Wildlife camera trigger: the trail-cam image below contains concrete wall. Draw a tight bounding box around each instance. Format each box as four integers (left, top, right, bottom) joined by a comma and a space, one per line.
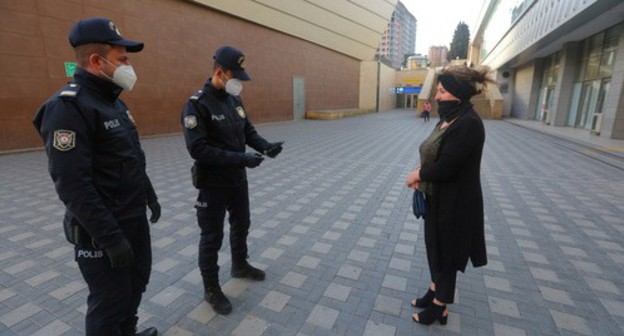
0, 0, 363, 151
552, 42, 581, 127
359, 61, 377, 112
359, 61, 395, 112
603, 27, 624, 139
511, 62, 537, 119
378, 61, 396, 111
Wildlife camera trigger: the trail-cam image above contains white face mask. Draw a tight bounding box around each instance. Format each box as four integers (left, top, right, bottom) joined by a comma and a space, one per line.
100, 57, 138, 91
224, 77, 243, 96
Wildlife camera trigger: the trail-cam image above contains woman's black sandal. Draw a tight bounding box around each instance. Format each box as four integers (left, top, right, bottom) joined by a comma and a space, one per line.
410, 288, 435, 308
412, 303, 447, 325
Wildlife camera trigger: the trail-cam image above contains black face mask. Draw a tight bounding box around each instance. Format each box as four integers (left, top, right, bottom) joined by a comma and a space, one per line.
437, 100, 464, 122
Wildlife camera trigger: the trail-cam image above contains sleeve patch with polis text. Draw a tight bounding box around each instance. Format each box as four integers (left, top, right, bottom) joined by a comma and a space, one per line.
53, 130, 76, 151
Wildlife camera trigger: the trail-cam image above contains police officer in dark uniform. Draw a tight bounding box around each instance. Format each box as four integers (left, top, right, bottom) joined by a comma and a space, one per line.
33, 18, 159, 336
182, 46, 283, 315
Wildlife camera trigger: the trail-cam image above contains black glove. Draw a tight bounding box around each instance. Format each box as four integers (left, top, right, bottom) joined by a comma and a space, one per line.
148, 200, 161, 223
105, 239, 134, 268
264, 141, 284, 158
243, 152, 264, 168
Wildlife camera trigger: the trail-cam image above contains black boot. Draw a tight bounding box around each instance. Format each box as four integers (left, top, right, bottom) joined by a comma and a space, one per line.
231, 260, 265, 281
122, 326, 158, 336
135, 328, 158, 336
203, 278, 232, 315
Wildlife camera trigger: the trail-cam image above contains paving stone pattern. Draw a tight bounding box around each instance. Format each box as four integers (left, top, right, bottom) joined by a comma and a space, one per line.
1, 109, 623, 335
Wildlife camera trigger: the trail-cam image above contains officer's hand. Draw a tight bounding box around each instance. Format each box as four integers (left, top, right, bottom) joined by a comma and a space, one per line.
105, 239, 134, 268
148, 200, 161, 223
264, 141, 284, 158
243, 152, 264, 168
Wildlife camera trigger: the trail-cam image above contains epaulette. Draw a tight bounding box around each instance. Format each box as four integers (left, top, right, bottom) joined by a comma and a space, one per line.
58, 83, 80, 98
189, 89, 203, 101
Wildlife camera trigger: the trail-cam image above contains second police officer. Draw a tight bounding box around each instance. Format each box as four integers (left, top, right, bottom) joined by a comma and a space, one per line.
181, 46, 284, 315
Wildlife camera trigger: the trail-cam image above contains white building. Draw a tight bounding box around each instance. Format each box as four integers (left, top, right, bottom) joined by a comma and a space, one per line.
471, 0, 624, 139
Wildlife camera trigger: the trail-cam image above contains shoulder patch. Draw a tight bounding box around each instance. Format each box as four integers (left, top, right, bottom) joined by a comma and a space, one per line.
184, 115, 197, 129
53, 130, 76, 151
58, 83, 80, 98
236, 106, 246, 118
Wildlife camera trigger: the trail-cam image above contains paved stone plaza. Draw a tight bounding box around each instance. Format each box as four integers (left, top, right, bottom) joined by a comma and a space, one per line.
1, 109, 623, 335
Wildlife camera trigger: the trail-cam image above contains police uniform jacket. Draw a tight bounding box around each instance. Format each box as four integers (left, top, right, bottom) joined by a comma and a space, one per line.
182, 80, 269, 188
33, 68, 157, 249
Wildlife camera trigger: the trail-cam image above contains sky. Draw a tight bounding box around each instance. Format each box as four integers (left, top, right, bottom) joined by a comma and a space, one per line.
402, 0, 487, 55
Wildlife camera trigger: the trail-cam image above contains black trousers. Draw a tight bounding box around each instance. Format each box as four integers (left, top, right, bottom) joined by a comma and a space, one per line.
196, 183, 250, 279
76, 216, 152, 336
429, 268, 457, 304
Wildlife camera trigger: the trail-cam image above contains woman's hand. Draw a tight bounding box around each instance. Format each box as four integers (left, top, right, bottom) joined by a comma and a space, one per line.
405, 167, 421, 188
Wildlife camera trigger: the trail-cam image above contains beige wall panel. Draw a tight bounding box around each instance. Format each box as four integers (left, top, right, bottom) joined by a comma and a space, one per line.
349, 0, 397, 18
307, 0, 389, 34
378, 62, 396, 111
191, 0, 393, 60
358, 61, 396, 112
359, 61, 378, 111
254, 0, 381, 48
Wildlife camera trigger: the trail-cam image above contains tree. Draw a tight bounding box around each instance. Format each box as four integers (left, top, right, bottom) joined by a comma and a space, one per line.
448, 22, 470, 61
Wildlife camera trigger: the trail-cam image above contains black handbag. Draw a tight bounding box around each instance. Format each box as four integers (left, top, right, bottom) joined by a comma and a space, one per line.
412, 190, 426, 219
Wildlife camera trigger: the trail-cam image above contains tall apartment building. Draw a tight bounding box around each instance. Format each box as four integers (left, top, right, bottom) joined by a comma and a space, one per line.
376, 1, 417, 69
428, 45, 449, 67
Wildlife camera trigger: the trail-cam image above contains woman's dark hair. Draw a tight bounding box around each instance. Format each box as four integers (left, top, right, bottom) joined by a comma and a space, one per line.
439, 65, 496, 94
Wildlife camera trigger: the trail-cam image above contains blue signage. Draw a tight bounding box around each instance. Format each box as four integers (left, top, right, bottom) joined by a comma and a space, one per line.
394, 86, 421, 94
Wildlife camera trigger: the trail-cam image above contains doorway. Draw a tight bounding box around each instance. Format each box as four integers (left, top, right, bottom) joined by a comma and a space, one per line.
293, 76, 305, 119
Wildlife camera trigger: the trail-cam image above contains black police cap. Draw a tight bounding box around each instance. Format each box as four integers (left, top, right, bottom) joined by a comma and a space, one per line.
68, 18, 144, 52
213, 46, 251, 81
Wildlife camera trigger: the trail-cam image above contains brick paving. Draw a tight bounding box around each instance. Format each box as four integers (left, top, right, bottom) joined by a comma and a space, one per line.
1, 109, 623, 335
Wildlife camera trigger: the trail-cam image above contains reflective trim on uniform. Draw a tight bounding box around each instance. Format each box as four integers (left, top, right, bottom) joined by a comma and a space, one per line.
60, 90, 77, 97
189, 89, 203, 101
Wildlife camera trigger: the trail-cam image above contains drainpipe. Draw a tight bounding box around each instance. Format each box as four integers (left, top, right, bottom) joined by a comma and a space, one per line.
375, 60, 381, 112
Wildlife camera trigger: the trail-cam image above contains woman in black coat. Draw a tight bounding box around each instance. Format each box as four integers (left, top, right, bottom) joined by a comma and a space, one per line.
405, 65, 494, 325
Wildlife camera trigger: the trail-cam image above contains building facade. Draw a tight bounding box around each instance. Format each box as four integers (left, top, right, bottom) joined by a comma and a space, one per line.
376, 1, 416, 69
0, 0, 397, 151
428, 45, 449, 68
408, 54, 429, 69
472, 0, 624, 139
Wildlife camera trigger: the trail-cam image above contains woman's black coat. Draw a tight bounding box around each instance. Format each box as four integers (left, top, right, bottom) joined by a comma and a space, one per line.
420, 106, 487, 273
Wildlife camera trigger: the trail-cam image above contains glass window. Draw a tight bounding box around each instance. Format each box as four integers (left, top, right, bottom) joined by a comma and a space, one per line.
599, 50, 616, 78
481, 0, 537, 61
568, 83, 582, 127
585, 55, 601, 80
588, 32, 604, 58
603, 24, 621, 50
